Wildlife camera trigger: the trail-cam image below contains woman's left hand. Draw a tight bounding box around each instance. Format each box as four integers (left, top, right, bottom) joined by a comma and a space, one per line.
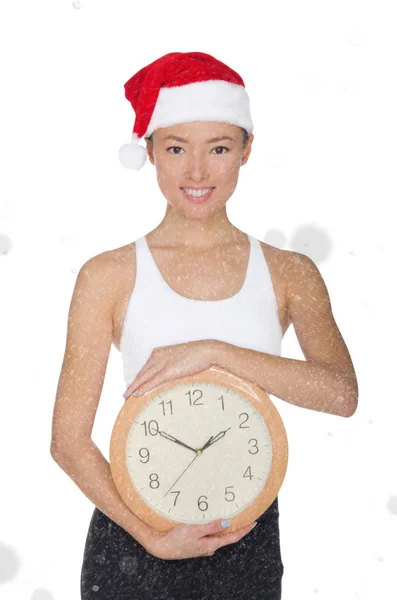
122, 339, 223, 400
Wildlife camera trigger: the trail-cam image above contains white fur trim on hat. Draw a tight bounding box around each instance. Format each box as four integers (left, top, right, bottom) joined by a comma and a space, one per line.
145, 79, 253, 137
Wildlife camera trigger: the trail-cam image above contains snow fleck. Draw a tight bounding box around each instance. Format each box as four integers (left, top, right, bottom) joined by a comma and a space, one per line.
387, 495, 397, 515
119, 554, 139, 575
31, 590, 55, 600
0, 541, 21, 582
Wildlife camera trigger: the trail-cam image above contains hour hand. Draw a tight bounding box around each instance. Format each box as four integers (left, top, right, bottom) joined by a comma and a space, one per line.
200, 435, 214, 453
201, 427, 231, 452
159, 430, 197, 453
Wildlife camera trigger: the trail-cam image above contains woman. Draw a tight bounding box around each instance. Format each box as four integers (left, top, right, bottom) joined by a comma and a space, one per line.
50, 51, 357, 599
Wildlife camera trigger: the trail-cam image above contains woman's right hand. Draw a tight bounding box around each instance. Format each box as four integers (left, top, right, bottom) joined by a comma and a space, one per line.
142, 519, 257, 560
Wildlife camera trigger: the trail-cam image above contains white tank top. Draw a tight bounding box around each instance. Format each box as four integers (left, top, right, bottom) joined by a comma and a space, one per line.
120, 234, 283, 387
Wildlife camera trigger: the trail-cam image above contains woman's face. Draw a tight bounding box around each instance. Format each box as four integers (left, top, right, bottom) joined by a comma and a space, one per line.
145, 121, 254, 216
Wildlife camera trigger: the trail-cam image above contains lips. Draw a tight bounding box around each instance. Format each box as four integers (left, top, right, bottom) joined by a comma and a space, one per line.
181, 187, 215, 203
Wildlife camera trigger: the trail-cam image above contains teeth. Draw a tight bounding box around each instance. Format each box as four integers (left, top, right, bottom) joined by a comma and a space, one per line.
183, 188, 213, 197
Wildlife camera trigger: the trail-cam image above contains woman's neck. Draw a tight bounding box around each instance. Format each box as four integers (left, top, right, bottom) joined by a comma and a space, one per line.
148, 208, 246, 249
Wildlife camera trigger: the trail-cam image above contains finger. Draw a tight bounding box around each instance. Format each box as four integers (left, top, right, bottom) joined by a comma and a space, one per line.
124, 364, 160, 398
132, 366, 168, 396
133, 361, 158, 383
207, 523, 255, 553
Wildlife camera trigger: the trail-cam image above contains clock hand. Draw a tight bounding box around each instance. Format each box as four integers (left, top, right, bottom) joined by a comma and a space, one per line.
199, 434, 214, 452
159, 430, 197, 454
163, 453, 200, 498
201, 427, 232, 452
161, 429, 231, 498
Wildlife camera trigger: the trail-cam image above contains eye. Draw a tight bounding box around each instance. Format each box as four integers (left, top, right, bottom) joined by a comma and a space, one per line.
166, 146, 230, 155
212, 146, 230, 154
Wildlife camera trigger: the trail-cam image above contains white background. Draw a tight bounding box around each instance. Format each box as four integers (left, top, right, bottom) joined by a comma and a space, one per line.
0, 1, 396, 599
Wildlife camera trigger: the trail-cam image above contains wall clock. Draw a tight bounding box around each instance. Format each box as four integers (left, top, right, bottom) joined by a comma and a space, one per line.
110, 365, 288, 535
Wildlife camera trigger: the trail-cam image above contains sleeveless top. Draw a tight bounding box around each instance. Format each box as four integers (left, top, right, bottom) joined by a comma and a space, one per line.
120, 233, 283, 387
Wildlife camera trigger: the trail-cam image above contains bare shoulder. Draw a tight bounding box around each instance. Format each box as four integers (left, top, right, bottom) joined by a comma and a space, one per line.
281, 247, 328, 298
87, 242, 135, 289
258, 239, 290, 272
78, 243, 136, 342
258, 241, 320, 299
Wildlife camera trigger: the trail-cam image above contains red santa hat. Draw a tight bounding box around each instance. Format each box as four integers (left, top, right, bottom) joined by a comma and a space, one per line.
118, 51, 254, 170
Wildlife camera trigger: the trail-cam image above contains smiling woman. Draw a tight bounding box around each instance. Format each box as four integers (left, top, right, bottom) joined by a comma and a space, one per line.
50, 50, 308, 600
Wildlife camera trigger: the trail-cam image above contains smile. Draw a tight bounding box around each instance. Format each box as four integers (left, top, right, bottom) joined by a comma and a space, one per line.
181, 188, 215, 203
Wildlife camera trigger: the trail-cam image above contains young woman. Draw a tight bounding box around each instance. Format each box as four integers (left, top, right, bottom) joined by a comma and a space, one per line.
50, 52, 358, 599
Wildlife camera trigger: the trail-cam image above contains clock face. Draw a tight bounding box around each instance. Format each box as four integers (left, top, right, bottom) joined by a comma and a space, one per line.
125, 381, 273, 524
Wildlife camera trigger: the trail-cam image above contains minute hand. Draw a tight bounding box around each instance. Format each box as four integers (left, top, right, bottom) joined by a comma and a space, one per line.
201, 427, 231, 452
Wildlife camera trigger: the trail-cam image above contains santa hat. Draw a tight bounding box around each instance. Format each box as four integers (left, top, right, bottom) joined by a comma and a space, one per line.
118, 51, 254, 170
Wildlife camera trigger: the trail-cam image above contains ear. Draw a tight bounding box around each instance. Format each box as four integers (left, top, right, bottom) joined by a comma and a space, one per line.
241, 133, 254, 166
145, 137, 155, 166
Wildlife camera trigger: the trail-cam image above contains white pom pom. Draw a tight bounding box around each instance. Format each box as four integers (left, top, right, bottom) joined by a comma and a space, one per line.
118, 133, 147, 170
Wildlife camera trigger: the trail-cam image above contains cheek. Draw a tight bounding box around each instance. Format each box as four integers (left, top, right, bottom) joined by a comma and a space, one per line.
214, 163, 240, 186
157, 163, 184, 185
213, 153, 241, 173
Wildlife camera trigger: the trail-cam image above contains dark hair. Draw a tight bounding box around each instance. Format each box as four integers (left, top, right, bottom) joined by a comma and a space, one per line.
145, 126, 250, 148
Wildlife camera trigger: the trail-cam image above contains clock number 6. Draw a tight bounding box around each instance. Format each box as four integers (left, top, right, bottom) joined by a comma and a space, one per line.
198, 496, 209, 512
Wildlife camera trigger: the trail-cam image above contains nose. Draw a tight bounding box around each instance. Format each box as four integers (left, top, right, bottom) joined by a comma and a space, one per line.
185, 150, 210, 183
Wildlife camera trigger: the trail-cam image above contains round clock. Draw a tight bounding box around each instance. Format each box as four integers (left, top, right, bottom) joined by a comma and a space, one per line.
110, 364, 288, 536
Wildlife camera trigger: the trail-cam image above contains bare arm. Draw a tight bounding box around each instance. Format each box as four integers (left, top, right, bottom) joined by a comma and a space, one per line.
50, 252, 153, 547
210, 250, 358, 417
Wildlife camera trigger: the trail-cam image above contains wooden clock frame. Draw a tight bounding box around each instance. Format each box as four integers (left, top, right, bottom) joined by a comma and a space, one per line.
110, 365, 288, 535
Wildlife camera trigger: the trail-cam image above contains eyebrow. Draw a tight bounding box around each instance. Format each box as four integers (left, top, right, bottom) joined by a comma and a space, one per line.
162, 135, 235, 144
